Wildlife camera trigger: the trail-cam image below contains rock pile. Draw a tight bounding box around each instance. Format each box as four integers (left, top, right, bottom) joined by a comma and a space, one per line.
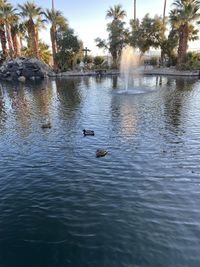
0, 57, 53, 81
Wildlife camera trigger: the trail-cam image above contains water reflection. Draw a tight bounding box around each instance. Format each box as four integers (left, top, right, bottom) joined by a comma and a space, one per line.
111, 95, 137, 141
163, 77, 197, 132
112, 76, 118, 89
0, 76, 200, 267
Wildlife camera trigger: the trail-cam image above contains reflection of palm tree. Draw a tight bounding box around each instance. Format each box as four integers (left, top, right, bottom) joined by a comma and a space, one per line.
164, 77, 196, 131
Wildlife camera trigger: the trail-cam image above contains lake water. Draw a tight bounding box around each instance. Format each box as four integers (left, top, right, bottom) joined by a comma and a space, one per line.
1, 75, 200, 267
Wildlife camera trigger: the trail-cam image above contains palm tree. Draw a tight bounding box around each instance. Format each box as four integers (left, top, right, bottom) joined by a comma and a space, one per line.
0, 0, 8, 58
44, 8, 67, 69
163, 0, 167, 23
0, 17, 7, 58
170, 0, 200, 68
0, 3, 18, 57
11, 19, 21, 57
34, 17, 47, 58
11, 26, 21, 57
160, 0, 167, 65
134, 0, 136, 22
106, 4, 126, 20
22, 40, 51, 63
18, 1, 43, 58
18, 22, 27, 49
106, 5, 126, 68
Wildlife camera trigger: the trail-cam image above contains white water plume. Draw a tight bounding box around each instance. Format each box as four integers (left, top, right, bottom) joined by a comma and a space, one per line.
120, 46, 140, 91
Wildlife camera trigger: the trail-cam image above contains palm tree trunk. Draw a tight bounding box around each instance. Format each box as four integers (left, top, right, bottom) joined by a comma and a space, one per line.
11, 27, 21, 57
177, 23, 188, 69
0, 22, 8, 58
27, 19, 39, 58
19, 36, 23, 48
134, 0, 136, 22
35, 28, 39, 57
160, 0, 167, 66
52, 0, 54, 11
111, 50, 118, 68
163, 0, 167, 24
5, 22, 14, 57
50, 25, 58, 69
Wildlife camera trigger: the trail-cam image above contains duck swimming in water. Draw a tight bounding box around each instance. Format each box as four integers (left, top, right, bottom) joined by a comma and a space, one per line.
83, 129, 95, 136
41, 122, 51, 129
96, 149, 107, 157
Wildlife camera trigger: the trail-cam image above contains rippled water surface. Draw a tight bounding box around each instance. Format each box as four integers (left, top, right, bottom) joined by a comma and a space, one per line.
1, 75, 200, 267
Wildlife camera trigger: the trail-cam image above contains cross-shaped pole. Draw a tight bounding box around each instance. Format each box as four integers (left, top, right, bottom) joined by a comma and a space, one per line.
82, 47, 91, 58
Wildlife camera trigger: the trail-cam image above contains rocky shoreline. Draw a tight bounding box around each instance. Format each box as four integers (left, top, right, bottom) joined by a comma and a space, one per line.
0, 57, 53, 82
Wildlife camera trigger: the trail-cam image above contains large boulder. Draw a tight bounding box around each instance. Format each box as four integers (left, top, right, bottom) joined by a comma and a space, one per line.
0, 57, 53, 81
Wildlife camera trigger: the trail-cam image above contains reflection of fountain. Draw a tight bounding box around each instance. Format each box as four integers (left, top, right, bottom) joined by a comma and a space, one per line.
120, 45, 140, 91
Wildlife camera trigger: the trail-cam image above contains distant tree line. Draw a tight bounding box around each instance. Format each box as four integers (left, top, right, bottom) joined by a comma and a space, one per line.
95, 0, 200, 70
0, 0, 84, 70
1, 0, 200, 71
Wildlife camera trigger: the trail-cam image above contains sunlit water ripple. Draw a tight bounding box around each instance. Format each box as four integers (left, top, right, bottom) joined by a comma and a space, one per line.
0, 75, 200, 267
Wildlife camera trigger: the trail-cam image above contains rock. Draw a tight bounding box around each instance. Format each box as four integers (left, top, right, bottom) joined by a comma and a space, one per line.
0, 57, 53, 81
18, 76, 26, 82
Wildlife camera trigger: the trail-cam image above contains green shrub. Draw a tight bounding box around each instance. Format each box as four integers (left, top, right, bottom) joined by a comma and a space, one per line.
182, 52, 200, 70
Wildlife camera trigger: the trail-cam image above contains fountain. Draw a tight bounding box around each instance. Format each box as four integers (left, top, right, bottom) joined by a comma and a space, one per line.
120, 45, 141, 92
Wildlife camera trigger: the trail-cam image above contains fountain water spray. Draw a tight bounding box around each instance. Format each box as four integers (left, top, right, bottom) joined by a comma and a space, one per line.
120, 46, 140, 91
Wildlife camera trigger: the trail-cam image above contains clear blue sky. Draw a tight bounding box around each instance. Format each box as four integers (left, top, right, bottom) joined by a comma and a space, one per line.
10, 0, 178, 55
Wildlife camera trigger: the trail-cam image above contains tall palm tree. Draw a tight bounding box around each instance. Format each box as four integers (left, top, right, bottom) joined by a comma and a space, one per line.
18, 1, 43, 58
0, 3, 17, 57
11, 24, 21, 57
106, 5, 126, 68
34, 17, 46, 57
163, 0, 167, 23
44, 8, 67, 69
10, 15, 22, 57
170, 0, 200, 68
18, 22, 27, 49
106, 4, 126, 20
160, 0, 167, 65
134, 0, 136, 22
0, 0, 8, 58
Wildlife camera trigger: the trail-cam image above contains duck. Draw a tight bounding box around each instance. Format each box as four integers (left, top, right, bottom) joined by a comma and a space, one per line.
41, 122, 52, 129
83, 129, 95, 136
96, 149, 108, 158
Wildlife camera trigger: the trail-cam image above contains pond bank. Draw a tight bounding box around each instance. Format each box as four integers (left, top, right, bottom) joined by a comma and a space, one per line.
143, 67, 199, 77
53, 67, 200, 78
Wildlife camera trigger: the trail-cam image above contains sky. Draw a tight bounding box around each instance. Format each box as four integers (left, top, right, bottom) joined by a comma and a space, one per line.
10, 0, 199, 56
